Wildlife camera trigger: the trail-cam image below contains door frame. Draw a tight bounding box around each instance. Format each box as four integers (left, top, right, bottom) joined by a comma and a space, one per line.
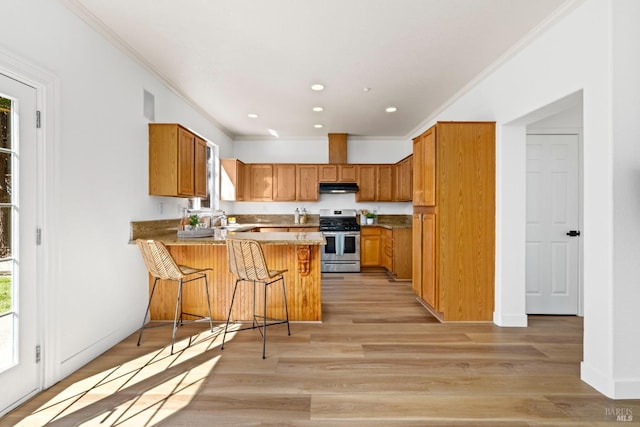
525, 128, 584, 316
0, 46, 60, 411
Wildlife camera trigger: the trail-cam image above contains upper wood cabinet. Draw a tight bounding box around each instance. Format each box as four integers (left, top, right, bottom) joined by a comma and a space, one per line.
413, 127, 436, 206
220, 158, 411, 202
377, 164, 394, 202
273, 164, 297, 201
355, 165, 377, 201
220, 158, 247, 201
395, 155, 412, 202
149, 123, 208, 197
318, 164, 357, 182
296, 164, 319, 201
249, 164, 273, 201
318, 165, 338, 182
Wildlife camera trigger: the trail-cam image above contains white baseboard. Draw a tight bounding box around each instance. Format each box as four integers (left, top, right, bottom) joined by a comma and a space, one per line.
493, 312, 528, 327
581, 362, 640, 399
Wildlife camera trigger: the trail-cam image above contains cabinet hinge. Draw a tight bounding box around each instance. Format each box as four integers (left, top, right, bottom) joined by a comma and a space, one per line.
36, 345, 41, 363
36, 110, 41, 129
36, 227, 42, 245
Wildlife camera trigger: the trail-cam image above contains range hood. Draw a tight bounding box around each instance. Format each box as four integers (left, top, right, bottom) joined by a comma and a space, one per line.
319, 182, 359, 193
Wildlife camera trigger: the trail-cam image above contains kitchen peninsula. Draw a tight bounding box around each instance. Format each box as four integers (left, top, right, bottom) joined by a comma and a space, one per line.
130, 220, 325, 322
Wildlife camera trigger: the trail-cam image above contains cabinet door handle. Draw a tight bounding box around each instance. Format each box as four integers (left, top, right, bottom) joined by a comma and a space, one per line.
566, 230, 581, 237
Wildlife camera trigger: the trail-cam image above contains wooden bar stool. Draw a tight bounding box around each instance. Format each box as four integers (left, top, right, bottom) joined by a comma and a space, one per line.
222, 238, 291, 358
135, 239, 214, 354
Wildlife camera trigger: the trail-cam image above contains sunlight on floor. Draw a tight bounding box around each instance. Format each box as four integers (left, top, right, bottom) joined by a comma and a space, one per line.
15, 325, 240, 426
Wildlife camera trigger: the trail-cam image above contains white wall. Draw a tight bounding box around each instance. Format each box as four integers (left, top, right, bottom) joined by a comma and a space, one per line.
231, 137, 413, 215
1, 0, 232, 384
413, 0, 638, 398
611, 0, 640, 397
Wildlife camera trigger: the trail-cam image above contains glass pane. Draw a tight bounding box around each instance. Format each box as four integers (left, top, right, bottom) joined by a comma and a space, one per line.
0, 256, 14, 371
0, 96, 11, 150
0, 151, 11, 204
0, 97, 14, 373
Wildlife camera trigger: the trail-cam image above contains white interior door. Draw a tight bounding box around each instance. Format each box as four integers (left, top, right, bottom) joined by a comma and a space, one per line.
526, 133, 580, 314
0, 73, 40, 414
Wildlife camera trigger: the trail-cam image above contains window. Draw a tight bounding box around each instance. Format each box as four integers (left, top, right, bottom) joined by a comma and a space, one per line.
196, 142, 219, 210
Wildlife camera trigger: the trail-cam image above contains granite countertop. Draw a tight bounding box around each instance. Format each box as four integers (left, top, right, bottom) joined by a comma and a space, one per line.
359, 214, 412, 229
360, 222, 412, 230
129, 214, 410, 245
131, 227, 325, 246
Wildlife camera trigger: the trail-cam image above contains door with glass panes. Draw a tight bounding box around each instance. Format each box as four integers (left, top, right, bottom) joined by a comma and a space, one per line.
0, 72, 40, 415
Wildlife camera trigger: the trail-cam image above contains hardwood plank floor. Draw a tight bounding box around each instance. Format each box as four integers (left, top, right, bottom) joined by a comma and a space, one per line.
3, 268, 639, 426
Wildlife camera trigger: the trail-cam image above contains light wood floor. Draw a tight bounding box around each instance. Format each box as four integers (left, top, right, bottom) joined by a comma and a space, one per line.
3, 269, 639, 426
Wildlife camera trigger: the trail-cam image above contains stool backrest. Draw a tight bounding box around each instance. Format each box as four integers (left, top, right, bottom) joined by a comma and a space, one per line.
226, 238, 269, 281
136, 239, 184, 280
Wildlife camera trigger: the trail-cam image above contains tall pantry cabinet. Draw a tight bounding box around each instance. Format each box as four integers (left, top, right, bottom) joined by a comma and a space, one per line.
412, 122, 495, 321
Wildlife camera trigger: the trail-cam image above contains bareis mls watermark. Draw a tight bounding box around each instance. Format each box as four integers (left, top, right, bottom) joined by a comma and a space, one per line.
605, 407, 633, 422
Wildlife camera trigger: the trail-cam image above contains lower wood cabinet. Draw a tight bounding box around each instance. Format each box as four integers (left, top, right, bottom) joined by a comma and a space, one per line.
360, 227, 381, 267
361, 226, 412, 280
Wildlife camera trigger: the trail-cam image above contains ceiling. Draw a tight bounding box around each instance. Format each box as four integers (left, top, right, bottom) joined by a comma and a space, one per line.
65, 0, 570, 139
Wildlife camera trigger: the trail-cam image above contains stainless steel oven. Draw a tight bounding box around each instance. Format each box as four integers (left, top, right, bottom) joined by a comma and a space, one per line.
320, 209, 361, 273
321, 231, 361, 272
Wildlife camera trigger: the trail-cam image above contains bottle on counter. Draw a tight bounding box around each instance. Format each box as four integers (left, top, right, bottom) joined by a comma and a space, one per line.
300, 208, 307, 224
294, 208, 300, 224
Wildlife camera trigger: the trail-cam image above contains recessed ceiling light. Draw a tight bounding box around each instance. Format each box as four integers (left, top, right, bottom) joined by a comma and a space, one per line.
385, 107, 398, 113
248, 113, 259, 118
312, 106, 324, 112
314, 124, 324, 128
311, 84, 325, 91
268, 128, 279, 138
363, 87, 371, 92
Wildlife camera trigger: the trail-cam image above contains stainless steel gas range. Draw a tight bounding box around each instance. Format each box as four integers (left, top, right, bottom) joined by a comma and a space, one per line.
319, 209, 361, 273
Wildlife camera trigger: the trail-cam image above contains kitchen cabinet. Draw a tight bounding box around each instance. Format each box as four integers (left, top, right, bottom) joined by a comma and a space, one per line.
360, 227, 381, 267
221, 159, 410, 202
318, 164, 357, 182
355, 165, 377, 201
364, 226, 412, 280
377, 164, 394, 202
273, 164, 297, 201
383, 227, 412, 280
220, 158, 247, 201
381, 228, 393, 271
412, 127, 436, 207
149, 123, 208, 197
249, 164, 273, 201
296, 164, 319, 201
340, 165, 357, 182
395, 155, 412, 202
413, 213, 436, 307
412, 122, 495, 321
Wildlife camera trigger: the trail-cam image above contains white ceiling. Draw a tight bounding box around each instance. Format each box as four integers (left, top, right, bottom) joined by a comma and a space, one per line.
65, 0, 570, 139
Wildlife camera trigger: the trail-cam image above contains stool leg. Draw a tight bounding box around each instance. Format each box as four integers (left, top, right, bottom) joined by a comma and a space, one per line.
203, 275, 214, 332
262, 281, 267, 359
137, 277, 159, 346
281, 276, 291, 336
171, 279, 183, 354
222, 278, 240, 350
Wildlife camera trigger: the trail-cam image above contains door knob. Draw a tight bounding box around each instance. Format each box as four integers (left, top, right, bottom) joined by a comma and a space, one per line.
566, 230, 581, 237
